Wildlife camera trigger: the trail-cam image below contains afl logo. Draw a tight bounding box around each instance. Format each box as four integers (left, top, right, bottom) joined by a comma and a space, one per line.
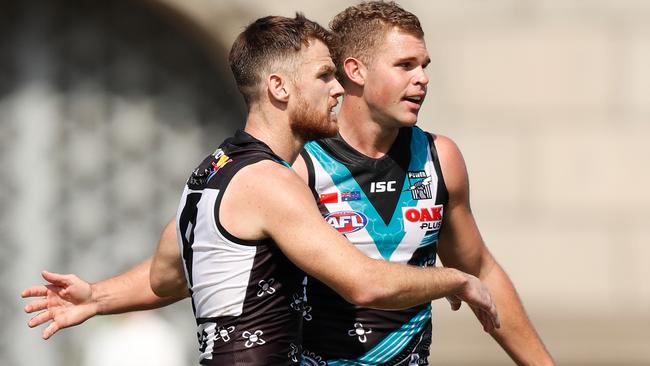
325, 211, 368, 234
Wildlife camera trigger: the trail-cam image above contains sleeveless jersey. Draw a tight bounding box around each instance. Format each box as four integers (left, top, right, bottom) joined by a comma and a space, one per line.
300, 126, 448, 365
176, 130, 305, 365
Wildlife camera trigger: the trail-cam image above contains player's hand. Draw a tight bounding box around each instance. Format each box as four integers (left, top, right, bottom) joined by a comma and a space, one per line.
447, 274, 500, 333
21, 270, 98, 340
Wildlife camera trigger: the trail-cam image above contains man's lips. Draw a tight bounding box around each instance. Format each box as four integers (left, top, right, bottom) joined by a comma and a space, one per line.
403, 94, 425, 104
403, 94, 425, 110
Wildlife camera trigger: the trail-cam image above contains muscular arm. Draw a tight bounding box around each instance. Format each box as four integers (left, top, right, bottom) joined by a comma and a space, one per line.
434, 134, 554, 365
220, 161, 498, 329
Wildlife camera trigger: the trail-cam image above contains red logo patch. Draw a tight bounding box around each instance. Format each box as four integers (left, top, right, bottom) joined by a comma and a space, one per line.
403, 205, 443, 231
404, 207, 442, 222
324, 211, 368, 233
319, 192, 338, 204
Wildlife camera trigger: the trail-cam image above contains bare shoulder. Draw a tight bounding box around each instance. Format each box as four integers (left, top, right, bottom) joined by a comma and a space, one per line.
232, 159, 308, 199
220, 159, 313, 240
428, 133, 463, 164
228, 159, 315, 215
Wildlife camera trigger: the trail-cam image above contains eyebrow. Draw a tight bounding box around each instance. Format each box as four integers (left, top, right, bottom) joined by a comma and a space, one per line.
396, 56, 431, 67
317, 64, 336, 74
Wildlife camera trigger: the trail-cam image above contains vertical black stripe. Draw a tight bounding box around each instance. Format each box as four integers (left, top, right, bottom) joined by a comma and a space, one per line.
427, 133, 449, 207
179, 192, 202, 287
300, 148, 319, 202
211, 156, 266, 246
178, 191, 201, 317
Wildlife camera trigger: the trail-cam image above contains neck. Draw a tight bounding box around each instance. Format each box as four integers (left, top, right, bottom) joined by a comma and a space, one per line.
243, 106, 305, 164
336, 94, 401, 158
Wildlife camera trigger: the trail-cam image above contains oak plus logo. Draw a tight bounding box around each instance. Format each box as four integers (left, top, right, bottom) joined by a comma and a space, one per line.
324, 211, 368, 234
402, 205, 443, 231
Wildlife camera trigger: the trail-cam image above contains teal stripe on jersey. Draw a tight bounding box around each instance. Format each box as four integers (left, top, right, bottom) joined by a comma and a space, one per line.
305, 128, 431, 260
325, 306, 432, 366
421, 231, 439, 247
407, 127, 431, 182
305, 142, 405, 260
407, 127, 437, 250
272, 158, 292, 168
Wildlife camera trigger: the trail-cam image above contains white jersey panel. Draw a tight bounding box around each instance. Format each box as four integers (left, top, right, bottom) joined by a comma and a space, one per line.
390, 142, 440, 263
309, 156, 384, 260
177, 187, 256, 318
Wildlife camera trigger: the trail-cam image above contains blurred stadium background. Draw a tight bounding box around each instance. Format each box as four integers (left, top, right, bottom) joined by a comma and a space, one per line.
1, 0, 649, 365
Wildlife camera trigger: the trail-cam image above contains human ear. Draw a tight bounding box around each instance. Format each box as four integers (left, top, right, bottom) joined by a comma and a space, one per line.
343, 57, 366, 86
267, 73, 290, 102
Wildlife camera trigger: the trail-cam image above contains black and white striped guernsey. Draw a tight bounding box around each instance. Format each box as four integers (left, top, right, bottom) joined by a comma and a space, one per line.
176, 130, 304, 365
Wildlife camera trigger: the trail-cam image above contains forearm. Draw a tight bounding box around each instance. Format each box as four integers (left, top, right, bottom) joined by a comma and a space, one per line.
354, 264, 470, 310
92, 258, 183, 315
483, 264, 554, 365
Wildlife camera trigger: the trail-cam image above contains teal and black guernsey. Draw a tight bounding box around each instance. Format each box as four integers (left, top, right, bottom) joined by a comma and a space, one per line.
300, 126, 449, 365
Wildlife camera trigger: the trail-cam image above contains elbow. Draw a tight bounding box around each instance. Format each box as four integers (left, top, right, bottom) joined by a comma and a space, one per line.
149, 255, 188, 298
149, 273, 168, 298
346, 290, 374, 308
338, 261, 400, 308
343, 282, 392, 308
151, 277, 186, 298
150, 270, 186, 298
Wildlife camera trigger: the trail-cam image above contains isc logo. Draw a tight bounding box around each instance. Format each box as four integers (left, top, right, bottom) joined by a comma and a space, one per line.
324, 211, 368, 233
370, 181, 397, 193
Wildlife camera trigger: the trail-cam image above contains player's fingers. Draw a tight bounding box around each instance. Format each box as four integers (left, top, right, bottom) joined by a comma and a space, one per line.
24, 299, 49, 313
491, 302, 500, 329
42, 271, 72, 287
45, 284, 67, 297
21, 286, 48, 298
484, 308, 499, 333
446, 296, 461, 311
478, 309, 493, 333
484, 310, 495, 333
474, 307, 486, 331
471, 305, 494, 334
42, 322, 60, 340
28, 311, 52, 328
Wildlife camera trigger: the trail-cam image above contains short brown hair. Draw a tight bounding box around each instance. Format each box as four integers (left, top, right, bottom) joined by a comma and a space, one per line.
229, 13, 334, 106
329, 1, 424, 82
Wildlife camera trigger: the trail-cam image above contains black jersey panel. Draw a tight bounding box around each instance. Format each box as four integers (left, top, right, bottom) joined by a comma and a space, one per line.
316, 128, 413, 225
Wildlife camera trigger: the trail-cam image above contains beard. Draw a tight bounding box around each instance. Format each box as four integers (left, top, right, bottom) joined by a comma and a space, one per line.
289, 93, 338, 142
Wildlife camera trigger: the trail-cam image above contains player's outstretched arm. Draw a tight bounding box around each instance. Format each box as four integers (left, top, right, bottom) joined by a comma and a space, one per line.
22, 220, 187, 340
221, 161, 499, 332
434, 134, 554, 365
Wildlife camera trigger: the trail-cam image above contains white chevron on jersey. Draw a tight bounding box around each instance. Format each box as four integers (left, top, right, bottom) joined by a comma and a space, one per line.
307, 131, 441, 264
308, 157, 384, 260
